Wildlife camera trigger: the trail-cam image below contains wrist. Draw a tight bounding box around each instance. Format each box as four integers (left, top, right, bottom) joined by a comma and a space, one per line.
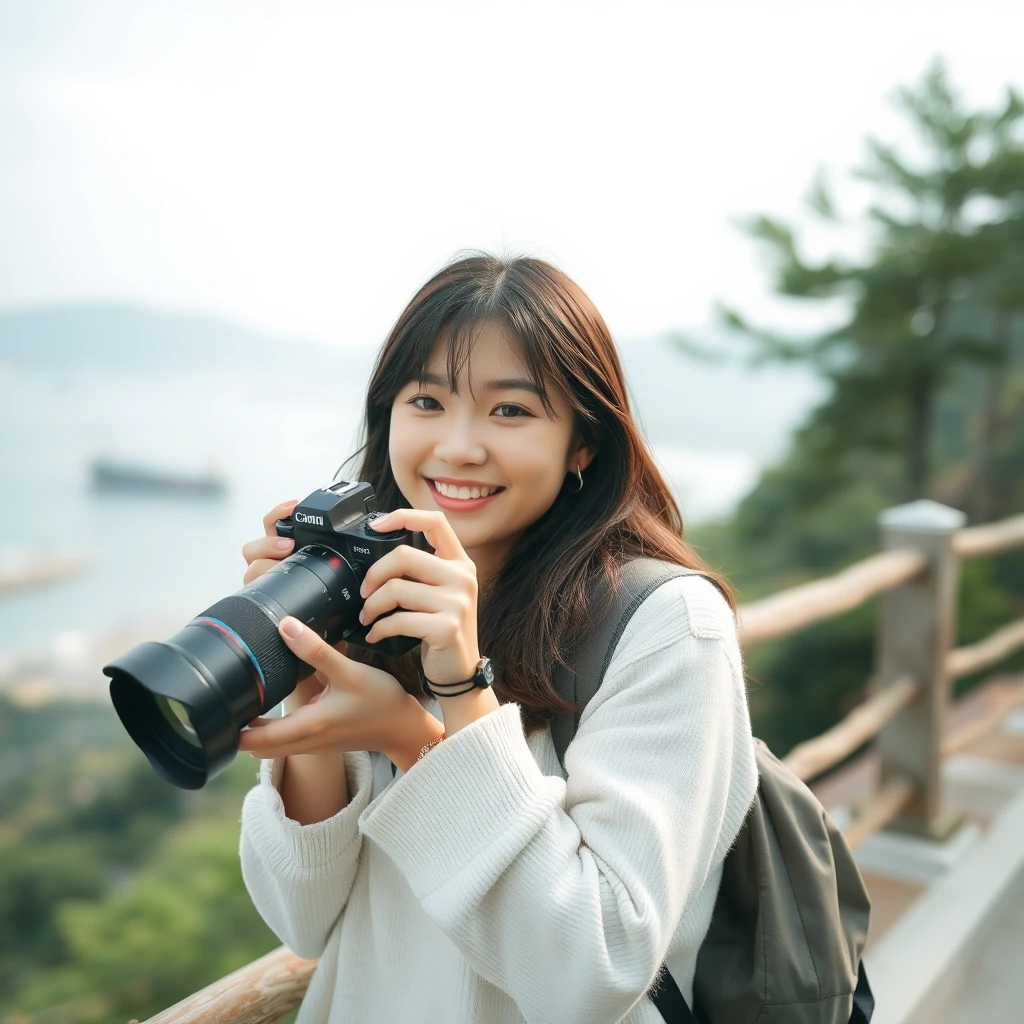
384, 701, 446, 773
438, 686, 501, 737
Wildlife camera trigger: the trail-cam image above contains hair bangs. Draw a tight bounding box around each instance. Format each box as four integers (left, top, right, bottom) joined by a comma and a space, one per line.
412, 310, 564, 422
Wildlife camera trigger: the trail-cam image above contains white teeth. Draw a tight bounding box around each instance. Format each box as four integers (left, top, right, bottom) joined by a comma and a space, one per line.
432, 481, 501, 500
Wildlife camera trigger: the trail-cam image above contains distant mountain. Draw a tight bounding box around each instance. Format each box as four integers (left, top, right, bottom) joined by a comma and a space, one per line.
0, 304, 356, 370
0, 302, 828, 464
615, 334, 828, 463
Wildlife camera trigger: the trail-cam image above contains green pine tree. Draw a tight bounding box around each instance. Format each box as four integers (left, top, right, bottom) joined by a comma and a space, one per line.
711, 56, 1024, 509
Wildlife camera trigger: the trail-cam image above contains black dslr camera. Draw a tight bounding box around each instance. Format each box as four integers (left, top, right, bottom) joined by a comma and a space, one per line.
105, 480, 431, 790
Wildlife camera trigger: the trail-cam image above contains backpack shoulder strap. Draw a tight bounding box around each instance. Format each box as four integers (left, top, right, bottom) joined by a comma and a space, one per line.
549, 558, 729, 772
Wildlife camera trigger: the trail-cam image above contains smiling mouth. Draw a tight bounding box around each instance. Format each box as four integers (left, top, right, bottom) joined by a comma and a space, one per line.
425, 478, 506, 502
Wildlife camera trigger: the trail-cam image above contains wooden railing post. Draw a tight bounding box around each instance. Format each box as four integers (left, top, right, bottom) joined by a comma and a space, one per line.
876, 498, 966, 837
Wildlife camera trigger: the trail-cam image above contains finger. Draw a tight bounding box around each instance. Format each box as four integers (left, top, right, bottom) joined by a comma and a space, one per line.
278, 616, 348, 676
244, 716, 275, 728
236, 699, 326, 752
360, 543, 463, 599
263, 498, 301, 538
360, 577, 457, 633
242, 534, 295, 565
364, 609, 432, 645
369, 508, 466, 562
285, 673, 328, 710
243, 558, 281, 585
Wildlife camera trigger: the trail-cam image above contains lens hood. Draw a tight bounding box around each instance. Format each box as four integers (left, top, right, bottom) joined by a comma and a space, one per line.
108, 640, 239, 789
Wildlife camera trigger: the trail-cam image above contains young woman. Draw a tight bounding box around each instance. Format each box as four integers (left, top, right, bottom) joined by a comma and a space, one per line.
237, 252, 758, 1023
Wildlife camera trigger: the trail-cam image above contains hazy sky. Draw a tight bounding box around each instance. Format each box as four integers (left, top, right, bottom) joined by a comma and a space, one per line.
2, 0, 1023, 348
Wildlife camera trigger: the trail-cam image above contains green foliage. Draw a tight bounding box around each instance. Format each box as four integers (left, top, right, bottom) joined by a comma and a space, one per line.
0, 838, 107, 998
684, 58, 1024, 759
0, 694, 276, 1020
713, 56, 1024, 506
952, 556, 1024, 699
0, 699, 125, 823
10, 816, 278, 1023
749, 601, 879, 757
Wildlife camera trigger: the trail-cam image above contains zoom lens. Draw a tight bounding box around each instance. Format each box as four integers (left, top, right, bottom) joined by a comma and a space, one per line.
106, 545, 362, 789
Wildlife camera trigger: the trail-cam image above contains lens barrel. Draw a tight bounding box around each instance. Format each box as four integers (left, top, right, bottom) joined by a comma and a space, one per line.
107, 544, 361, 789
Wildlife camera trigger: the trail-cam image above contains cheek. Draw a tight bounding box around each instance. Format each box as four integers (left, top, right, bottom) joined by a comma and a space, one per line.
387, 422, 419, 492
506, 435, 569, 491
388, 417, 422, 462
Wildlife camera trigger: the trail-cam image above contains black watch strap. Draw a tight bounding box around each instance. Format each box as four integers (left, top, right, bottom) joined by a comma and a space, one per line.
420, 656, 493, 698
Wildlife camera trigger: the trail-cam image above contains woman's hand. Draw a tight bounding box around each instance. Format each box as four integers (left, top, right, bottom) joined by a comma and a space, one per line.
241, 497, 300, 586
239, 616, 435, 765
238, 504, 489, 762
360, 508, 483, 687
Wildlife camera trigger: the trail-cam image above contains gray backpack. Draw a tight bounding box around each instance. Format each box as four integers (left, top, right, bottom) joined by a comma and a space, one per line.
549, 558, 875, 1024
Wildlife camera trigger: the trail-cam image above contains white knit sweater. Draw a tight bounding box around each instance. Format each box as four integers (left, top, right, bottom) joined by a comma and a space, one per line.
239, 573, 759, 1024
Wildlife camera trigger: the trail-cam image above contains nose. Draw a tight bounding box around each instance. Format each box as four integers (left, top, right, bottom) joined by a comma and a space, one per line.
432, 411, 487, 466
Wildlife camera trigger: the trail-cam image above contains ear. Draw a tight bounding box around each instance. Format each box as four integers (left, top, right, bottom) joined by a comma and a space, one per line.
569, 438, 598, 473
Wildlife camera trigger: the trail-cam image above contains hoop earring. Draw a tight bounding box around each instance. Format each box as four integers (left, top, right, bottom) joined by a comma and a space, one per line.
569, 465, 584, 492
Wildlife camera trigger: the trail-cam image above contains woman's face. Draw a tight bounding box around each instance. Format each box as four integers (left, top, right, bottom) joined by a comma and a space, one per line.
389, 320, 595, 587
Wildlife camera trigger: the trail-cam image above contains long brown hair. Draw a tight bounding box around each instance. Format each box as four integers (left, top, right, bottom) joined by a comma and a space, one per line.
337, 250, 738, 738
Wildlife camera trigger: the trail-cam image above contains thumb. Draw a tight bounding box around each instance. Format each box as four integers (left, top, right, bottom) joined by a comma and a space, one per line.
278, 617, 346, 674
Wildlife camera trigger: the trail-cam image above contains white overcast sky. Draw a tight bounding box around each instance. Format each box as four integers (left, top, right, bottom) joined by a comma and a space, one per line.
2, 0, 1023, 348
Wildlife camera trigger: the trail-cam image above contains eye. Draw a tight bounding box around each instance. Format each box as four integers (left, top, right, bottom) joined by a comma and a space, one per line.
408, 395, 442, 411
494, 403, 530, 418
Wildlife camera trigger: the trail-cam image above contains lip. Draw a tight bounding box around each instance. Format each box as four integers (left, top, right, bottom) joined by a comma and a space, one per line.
426, 477, 506, 511
428, 476, 503, 488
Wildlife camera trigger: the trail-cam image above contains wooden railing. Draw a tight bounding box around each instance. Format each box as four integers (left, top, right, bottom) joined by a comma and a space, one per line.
136, 500, 1024, 1024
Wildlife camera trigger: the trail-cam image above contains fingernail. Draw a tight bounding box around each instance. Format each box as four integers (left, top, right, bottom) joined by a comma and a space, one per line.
280, 617, 303, 638
275, 537, 294, 550
370, 514, 390, 529
359, 580, 368, 597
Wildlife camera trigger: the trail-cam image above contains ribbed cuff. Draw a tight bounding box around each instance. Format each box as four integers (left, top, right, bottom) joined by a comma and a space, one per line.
242, 750, 375, 881
357, 702, 559, 900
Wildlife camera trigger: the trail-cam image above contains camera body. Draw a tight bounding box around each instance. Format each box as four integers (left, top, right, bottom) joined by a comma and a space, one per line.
271, 478, 434, 658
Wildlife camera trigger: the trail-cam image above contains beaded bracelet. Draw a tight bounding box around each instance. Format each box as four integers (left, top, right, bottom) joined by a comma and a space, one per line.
417, 733, 446, 760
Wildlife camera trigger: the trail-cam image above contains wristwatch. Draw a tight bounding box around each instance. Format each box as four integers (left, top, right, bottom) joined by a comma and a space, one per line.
420, 656, 494, 698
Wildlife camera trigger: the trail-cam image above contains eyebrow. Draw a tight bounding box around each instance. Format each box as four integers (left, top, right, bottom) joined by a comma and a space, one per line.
415, 371, 545, 399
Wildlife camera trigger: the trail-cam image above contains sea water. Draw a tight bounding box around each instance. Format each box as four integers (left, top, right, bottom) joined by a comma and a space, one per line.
0, 347, 812, 661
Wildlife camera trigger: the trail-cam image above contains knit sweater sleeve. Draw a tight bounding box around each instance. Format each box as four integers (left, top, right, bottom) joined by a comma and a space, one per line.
357, 574, 759, 1024
238, 748, 375, 959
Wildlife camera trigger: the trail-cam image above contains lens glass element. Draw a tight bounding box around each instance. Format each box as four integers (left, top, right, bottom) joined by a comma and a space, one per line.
155, 695, 201, 747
